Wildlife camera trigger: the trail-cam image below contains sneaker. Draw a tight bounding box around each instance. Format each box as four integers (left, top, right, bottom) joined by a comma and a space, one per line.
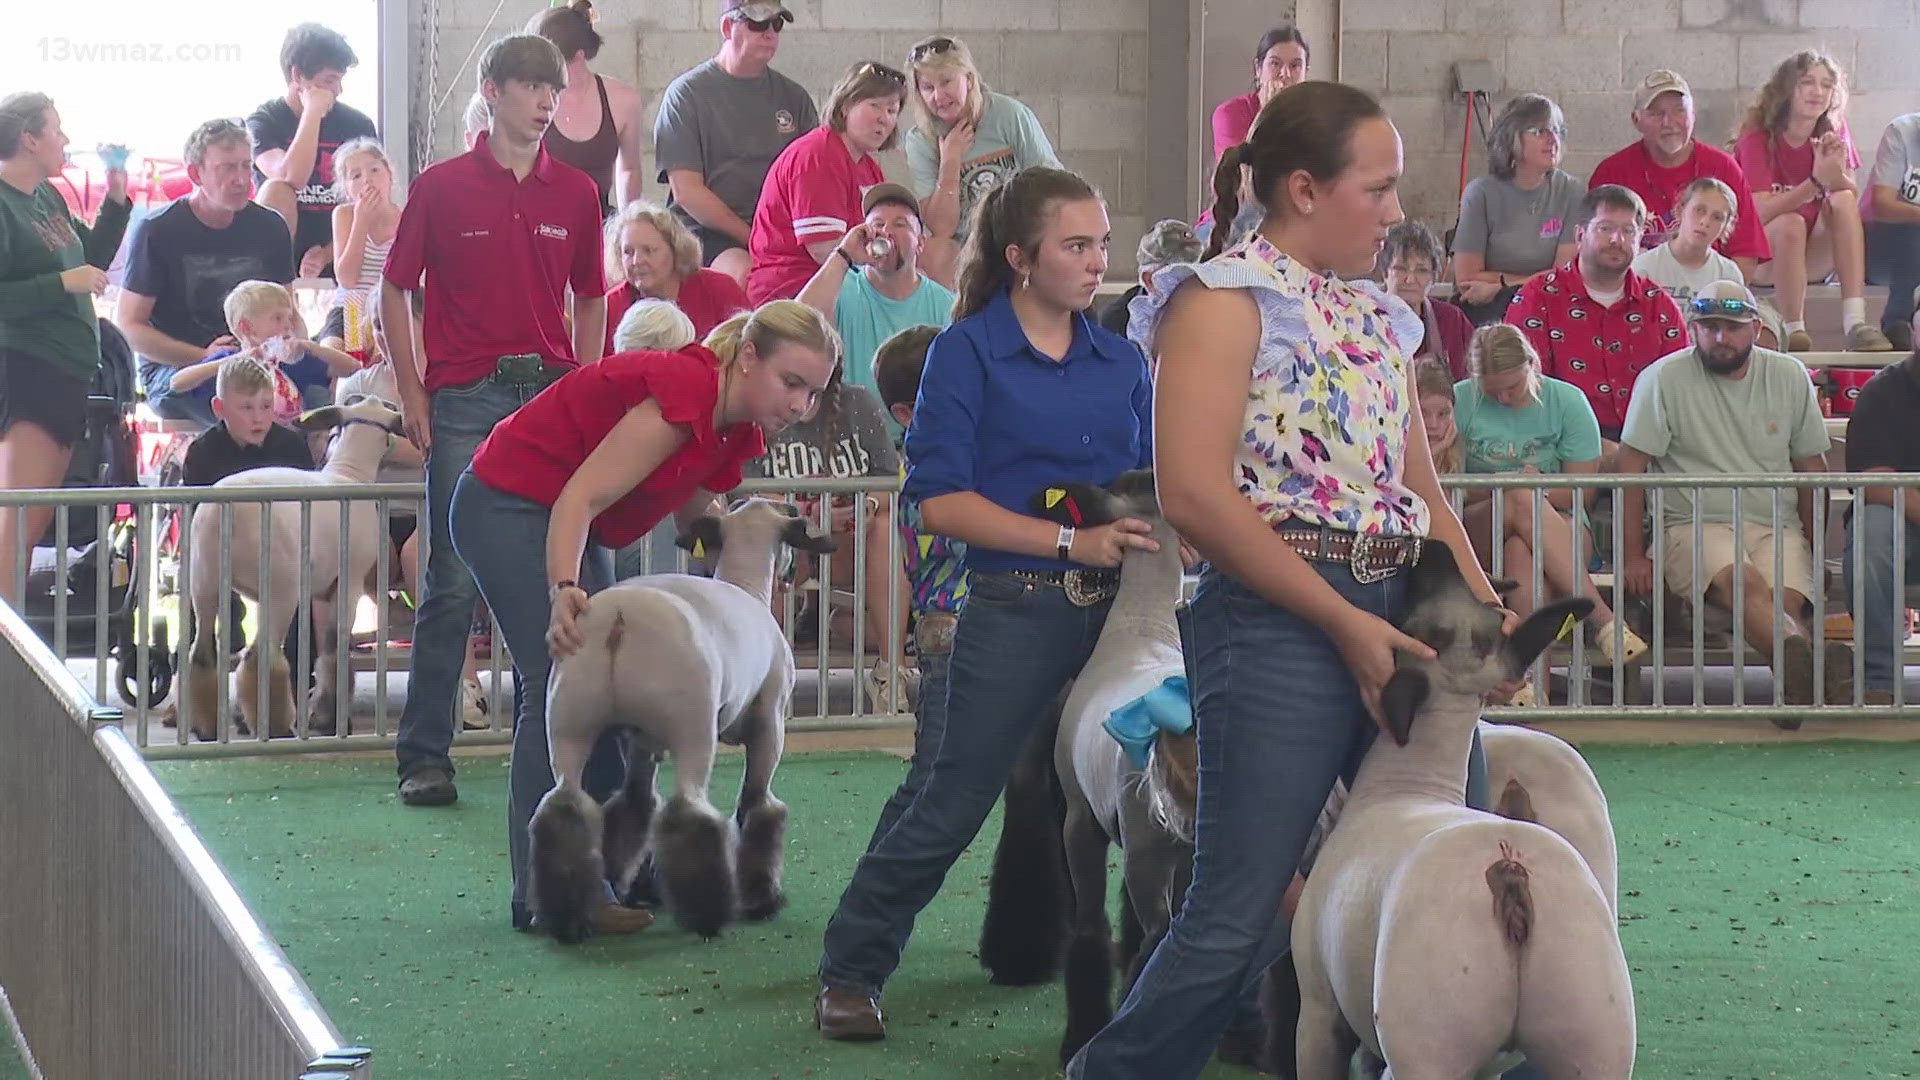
1848, 323, 1896, 352
1786, 329, 1815, 353
1592, 618, 1648, 666
1505, 683, 1538, 708
460, 677, 490, 731
1864, 688, 1897, 706
862, 660, 919, 714
399, 767, 458, 807
1887, 321, 1914, 353
1820, 640, 1856, 705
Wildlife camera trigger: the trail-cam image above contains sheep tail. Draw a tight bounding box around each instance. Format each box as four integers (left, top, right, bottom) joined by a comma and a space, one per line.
1485, 841, 1533, 949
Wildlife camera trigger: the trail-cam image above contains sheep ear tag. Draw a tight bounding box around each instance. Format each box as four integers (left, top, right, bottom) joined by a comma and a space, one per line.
1556, 613, 1578, 642
1044, 489, 1067, 508
692, 538, 707, 560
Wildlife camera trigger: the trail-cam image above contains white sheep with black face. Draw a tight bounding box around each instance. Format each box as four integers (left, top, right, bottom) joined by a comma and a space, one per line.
1289, 540, 1635, 1080
528, 498, 835, 944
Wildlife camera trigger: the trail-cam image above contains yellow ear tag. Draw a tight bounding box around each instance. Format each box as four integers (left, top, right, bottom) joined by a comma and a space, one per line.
692, 538, 707, 560
1044, 488, 1067, 509
1556, 613, 1578, 642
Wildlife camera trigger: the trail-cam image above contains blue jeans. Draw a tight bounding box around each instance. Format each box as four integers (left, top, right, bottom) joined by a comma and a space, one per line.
1069, 564, 1488, 1079
1866, 220, 1920, 330
394, 378, 542, 780
820, 573, 1109, 994
1844, 503, 1920, 692
449, 472, 624, 919
140, 360, 216, 428
863, 648, 952, 853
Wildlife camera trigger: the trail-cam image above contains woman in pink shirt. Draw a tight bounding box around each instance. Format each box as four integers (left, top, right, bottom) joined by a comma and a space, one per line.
1209, 26, 1309, 163
1733, 50, 1891, 352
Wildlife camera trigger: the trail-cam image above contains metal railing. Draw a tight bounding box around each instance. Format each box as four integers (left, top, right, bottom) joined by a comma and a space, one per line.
1449, 472, 1917, 723
0, 594, 370, 1078
0, 475, 914, 759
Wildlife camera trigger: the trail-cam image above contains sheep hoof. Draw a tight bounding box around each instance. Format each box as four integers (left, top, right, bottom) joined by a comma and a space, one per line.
657, 796, 736, 938
305, 692, 338, 736
528, 786, 606, 946
736, 799, 787, 922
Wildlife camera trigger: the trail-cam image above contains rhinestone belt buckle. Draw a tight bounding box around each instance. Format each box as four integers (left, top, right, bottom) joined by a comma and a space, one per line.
1349, 534, 1405, 585
1062, 569, 1118, 607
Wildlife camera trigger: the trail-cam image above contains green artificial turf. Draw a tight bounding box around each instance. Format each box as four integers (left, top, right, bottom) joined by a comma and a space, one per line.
143, 743, 1920, 1079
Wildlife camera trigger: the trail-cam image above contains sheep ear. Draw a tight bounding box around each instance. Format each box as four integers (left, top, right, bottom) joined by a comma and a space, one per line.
781, 517, 838, 555
675, 515, 724, 559
1379, 666, 1429, 748
1505, 597, 1597, 675
1029, 482, 1118, 528
294, 406, 344, 433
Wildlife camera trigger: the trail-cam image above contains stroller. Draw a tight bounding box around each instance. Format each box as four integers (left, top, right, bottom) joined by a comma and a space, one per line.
18, 318, 172, 706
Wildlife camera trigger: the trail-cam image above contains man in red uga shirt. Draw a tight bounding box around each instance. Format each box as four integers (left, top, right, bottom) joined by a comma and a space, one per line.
1589, 69, 1771, 280
381, 33, 608, 808
1506, 185, 1686, 443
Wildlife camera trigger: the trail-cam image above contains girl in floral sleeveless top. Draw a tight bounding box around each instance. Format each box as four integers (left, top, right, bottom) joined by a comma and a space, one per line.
1070, 82, 1520, 1077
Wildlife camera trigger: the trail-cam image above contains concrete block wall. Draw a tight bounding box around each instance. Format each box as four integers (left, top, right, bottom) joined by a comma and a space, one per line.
412, 0, 1153, 273
1323, 0, 1920, 235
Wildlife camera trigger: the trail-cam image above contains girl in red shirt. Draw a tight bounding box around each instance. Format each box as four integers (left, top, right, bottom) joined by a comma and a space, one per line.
457, 299, 840, 933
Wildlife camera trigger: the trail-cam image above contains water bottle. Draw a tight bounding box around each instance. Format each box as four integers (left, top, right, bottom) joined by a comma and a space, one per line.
97, 144, 131, 172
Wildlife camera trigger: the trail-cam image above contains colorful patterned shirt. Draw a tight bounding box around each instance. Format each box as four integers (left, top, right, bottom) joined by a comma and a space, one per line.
1130, 235, 1431, 537
897, 479, 969, 615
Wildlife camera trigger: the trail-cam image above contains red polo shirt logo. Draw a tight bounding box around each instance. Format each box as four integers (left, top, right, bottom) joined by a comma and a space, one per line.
535, 223, 569, 241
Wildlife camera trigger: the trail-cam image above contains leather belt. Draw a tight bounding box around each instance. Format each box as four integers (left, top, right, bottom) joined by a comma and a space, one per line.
1008, 568, 1121, 607
1273, 525, 1423, 585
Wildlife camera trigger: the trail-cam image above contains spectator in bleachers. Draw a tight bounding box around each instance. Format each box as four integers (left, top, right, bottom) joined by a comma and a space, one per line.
603, 200, 749, 351
465, 300, 839, 934
748, 62, 906, 305
384, 34, 607, 809
796, 182, 954, 413
1590, 69, 1770, 277
653, 0, 815, 290
1454, 324, 1647, 668
249, 24, 377, 281
903, 35, 1062, 285
180, 354, 314, 485
1385, 220, 1473, 379
612, 297, 697, 353
1100, 218, 1203, 342
531, 0, 642, 219
1452, 94, 1584, 325
462, 92, 490, 150
1841, 326, 1920, 706
319, 137, 399, 353
1209, 25, 1309, 164
1734, 50, 1891, 353
862, 323, 957, 846
163, 281, 355, 424
118, 119, 294, 429
1616, 280, 1850, 721
1862, 111, 1920, 352
1506, 185, 1685, 441
1630, 176, 1745, 306
736, 355, 905, 711
0, 91, 133, 606
1416, 359, 1463, 475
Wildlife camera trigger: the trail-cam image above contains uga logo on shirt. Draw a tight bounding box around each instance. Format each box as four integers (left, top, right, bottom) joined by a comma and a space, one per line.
774, 109, 797, 135
535, 223, 570, 241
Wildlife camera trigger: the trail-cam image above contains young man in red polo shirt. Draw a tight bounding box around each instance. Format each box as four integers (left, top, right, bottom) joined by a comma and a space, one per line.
1506, 185, 1686, 443
383, 34, 608, 807
1589, 69, 1771, 280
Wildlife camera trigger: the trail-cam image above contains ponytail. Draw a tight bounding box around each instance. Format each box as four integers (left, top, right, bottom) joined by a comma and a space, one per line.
1204, 144, 1246, 261
703, 299, 842, 374
952, 166, 1101, 321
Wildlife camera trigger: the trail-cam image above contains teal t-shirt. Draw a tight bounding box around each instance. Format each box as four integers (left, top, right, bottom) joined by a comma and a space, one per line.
1453, 374, 1604, 475
835, 269, 954, 435
904, 92, 1061, 242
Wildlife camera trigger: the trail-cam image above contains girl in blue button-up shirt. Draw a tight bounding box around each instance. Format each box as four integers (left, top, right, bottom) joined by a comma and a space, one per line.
814, 167, 1155, 1033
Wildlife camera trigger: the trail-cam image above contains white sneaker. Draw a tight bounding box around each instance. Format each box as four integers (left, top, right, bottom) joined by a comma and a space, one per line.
1506, 683, 1538, 708
863, 660, 919, 714
460, 678, 491, 730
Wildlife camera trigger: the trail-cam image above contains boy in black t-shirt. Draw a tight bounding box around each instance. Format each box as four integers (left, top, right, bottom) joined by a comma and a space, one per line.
248, 23, 378, 279
181, 354, 315, 486
1842, 333, 1920, 704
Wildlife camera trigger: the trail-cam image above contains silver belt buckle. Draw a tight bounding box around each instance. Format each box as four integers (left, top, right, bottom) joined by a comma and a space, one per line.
1062, 569, 1117, 607
1349, 534, 1398, 585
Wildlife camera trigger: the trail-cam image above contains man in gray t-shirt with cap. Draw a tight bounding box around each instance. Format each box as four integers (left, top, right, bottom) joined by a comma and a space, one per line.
653, 0, 817, 290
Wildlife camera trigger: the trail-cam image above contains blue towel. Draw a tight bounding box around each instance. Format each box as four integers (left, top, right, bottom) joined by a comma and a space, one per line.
1103, 675, 1194, 770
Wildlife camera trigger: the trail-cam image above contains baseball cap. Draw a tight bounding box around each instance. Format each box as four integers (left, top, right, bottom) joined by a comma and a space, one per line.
1633, 69, 1692, 113
721, 0, 792, 22
862, 182, 921, 220
1687, 280, 1761, 324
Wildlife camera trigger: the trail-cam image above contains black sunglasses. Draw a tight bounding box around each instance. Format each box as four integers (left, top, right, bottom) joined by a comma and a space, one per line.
909, 37, 956, 63
859, 61, 907, 85
738, 12, 790, 32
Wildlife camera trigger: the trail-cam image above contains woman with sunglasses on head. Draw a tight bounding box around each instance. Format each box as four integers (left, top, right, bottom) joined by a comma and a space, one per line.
902, 35, 1062, 285
746, 60, 907, 306
1069, 82, 1516, 1077
1453, 94, 1586, 325
814, 166, 1154, 1042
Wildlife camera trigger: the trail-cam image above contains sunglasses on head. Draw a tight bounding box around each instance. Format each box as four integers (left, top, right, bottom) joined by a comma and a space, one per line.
859, 60, 907, 85
910, 37, 956, 63
1689, 296, 1756, 320
735, 12, 789, 32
